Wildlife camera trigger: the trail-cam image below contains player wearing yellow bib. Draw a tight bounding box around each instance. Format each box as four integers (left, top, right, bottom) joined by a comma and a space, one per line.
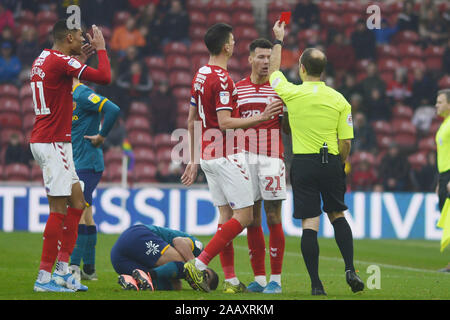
267, 21, 364, 295
435, 89, 450, 272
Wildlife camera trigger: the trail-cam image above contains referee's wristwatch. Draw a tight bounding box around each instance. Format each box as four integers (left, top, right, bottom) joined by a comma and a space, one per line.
273, 39, 283, 46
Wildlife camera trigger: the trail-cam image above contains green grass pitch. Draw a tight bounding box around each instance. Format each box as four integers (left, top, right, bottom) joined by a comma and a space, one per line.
0, 231, 448, 300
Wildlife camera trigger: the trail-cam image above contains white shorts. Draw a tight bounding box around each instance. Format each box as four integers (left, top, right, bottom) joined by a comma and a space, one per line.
245, 151, 287, 201
30, 142, 79, 197
200, 152, 254, 210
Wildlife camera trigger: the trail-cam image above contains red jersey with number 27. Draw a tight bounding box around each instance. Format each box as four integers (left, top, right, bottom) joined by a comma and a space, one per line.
29, 49, 87, 143
235, 76, 284, 158
190, 64, 238, 160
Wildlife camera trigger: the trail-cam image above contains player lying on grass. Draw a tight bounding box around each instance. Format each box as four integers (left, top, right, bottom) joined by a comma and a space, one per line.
110, 224, 219, 291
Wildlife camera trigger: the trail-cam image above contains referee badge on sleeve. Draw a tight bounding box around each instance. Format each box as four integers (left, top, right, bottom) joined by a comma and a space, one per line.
347, 114, 353, 126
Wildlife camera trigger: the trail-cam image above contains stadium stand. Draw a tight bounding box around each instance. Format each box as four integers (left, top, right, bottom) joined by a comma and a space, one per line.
0, 0, 448, 191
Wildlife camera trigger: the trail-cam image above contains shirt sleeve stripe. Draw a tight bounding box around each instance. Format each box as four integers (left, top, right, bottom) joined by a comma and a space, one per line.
216, 106, 233, 111
77, 65, 87, 79
98, 98, 108, 112
72, 82, 83, 93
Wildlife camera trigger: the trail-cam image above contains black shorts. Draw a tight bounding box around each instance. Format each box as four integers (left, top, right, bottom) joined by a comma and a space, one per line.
438, 170, 450, 211
290, 154, 348, 219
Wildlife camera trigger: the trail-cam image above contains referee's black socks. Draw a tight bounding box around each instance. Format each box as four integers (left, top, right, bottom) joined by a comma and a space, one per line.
331, 217, 355, 272
301, 229, 323, 289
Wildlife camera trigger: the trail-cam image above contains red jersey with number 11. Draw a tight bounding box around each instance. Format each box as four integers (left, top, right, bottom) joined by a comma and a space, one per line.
190, 64, 238, 160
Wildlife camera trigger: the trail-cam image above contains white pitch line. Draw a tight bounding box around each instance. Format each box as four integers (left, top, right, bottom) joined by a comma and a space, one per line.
233, 245, 443, 274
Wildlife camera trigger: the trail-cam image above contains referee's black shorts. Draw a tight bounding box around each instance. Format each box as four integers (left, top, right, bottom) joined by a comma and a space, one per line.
290, 153, 347, 219
438, 170, 450, 212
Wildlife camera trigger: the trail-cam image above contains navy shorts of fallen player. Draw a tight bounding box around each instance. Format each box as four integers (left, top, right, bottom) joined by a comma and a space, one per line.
110, 225, 171, 275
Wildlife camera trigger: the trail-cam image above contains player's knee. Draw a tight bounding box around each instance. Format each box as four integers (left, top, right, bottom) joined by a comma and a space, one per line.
265, 201, 282, 225
327, 211, 345, 223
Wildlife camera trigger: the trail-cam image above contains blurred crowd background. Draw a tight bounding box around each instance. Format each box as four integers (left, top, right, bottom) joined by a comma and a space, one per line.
0, 0, 449, 192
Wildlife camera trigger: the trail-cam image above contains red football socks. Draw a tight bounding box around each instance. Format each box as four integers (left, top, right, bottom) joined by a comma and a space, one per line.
218, 224, 236, 279
57, 207, 84, 263
198, 218, 243, 266
269, 223, 285, 275
247, 225, 266, 276
39, 212, 65, 272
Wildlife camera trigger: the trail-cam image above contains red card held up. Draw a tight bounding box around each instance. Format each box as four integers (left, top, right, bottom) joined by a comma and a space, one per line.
280, 11, 291, 25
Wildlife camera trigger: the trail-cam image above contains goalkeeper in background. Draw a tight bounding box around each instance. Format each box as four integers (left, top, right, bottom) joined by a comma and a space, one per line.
69, 77, 120, 281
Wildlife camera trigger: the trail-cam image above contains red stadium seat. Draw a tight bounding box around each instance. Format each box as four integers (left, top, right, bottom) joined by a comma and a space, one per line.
380, 71, 395, 84
208, 0, 232, 13
377, 44, 399, 59
425, 57, 442, 71
133, 147, 156, 165
31, 164, 43, 182
187, 0, 206, 11
0, 98, 21, 115
18, 10, 35, 24
394, 133, 416, 149
228, 57, 240, 73
0, 84, 19, 99
127, 131, 153, 148
342, 1, 365, 13
418, 136, 437, 153
38, 22, 54, 44
166, 54, 191, 72
392, 104, 413, 120
372, 120, 392, 135
189, 10, 207, 27
22, 113, 35, 131
392, 31, 420, 44
424, 46, 444, 58
231, 12, 256, 27
128, 101, 150, 117
163, 42, 189, 56
207, 11, 232, 26
341, 13, 362, 28
104, 148, 124, 166
154, 133, 175, 148
233, 27, 259, 41
19, 84, 32, 100
236, 40, 253, 57
169, 72, 192, 88
172, 87, 191, 101
0, 113, 22, 130
156, 147, 173, 162
376, 134, 394, 150
176, 113, 189, 128
408, 152, 427, 170
4, 163, 30, 181
133, 163, 157, 183
149, 69, 169, 84
378, 58, 400, 72
36, 10, 57, 24
355, 59, 371, 72
391, 119, 416, 135
229, 71, 243, 83
438, 75, 450, 89
125, 116, 151, 133
268, 0, 291, 12
231, 0, 253, 13
190, 40, 208, 55
297, 29, 320, 43
0, 129, 24, 149
318, 1, 340, 13
191, 53, 210, 72
189, 25, 208, 41
144, 56, 166, 72
320, 12, 343, 30
21, 97, 35, 116
401, 58, 425, 71
351, 151, 376, 167
397, 43, 423, 58
105, 162, 127, 183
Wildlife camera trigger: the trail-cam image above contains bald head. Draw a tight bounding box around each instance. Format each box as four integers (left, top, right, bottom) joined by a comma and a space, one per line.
300, 48, 327, 77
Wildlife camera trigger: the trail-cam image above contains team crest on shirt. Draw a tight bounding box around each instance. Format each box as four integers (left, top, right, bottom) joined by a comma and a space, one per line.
219, 91, 230, 104
88, 93, 101, 104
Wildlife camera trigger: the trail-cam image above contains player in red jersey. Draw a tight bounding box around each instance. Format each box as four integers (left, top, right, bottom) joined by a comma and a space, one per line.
181, 23, 283, 293
31, 20, 111, 292
219, 38, 287, 294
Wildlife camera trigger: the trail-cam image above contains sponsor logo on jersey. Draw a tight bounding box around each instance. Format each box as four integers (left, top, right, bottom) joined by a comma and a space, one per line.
88, 93, 101, 104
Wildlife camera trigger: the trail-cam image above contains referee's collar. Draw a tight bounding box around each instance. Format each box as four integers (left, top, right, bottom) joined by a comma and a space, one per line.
302, 81, 325, 85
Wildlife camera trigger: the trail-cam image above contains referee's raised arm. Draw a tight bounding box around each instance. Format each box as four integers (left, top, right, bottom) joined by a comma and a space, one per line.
266, 21, 364, 296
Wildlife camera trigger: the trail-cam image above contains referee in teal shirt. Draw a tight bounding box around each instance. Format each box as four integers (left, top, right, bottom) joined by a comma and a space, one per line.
69, 79, 120, 280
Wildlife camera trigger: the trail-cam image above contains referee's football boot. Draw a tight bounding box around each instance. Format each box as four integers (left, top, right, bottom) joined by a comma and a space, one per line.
52, 272, 88, 292
223, 281, 247, 293
183, 259, 210, 292
263, 281, 282, 294
247, 281, 265, 293
346, 270, 364, 293
132, 269, 155, 291
118, 274, 139, 291
311, 286, 327, 296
